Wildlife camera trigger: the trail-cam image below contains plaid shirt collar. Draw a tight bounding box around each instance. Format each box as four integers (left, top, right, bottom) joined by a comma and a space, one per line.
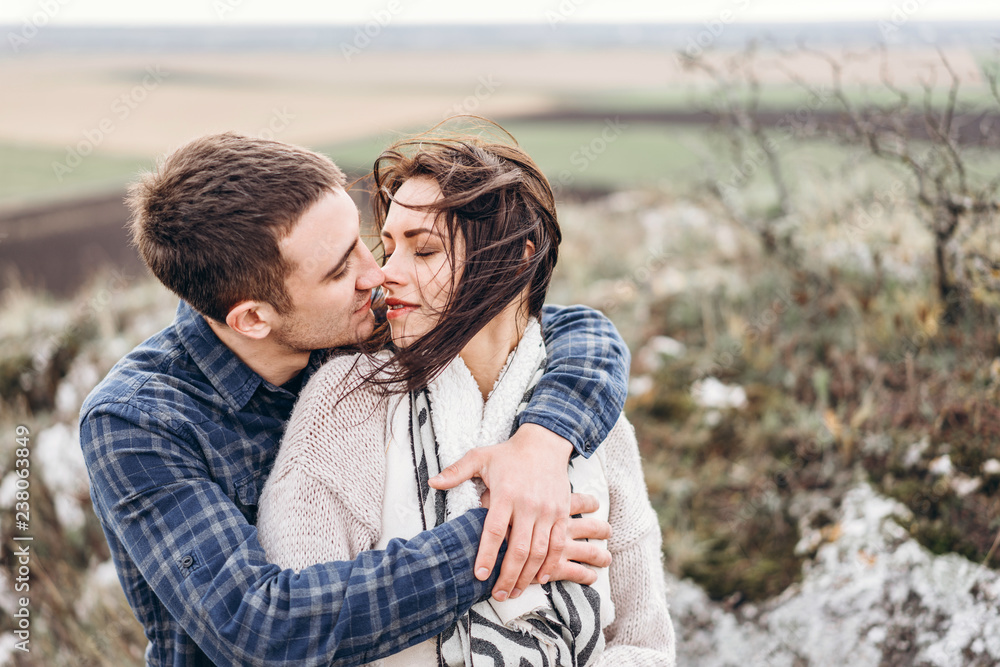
172, 300, 326, 409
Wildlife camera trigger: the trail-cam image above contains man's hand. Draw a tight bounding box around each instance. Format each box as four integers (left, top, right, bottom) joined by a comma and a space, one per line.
429, 423, 573, 601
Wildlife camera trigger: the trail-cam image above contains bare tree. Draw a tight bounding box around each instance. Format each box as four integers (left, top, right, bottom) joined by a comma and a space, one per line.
682, 43, 1000, 322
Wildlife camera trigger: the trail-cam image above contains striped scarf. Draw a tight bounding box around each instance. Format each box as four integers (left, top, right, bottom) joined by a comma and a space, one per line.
405, 320, 605, 666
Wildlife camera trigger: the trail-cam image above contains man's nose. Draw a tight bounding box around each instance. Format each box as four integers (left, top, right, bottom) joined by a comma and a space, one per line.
356, 246, 385, 291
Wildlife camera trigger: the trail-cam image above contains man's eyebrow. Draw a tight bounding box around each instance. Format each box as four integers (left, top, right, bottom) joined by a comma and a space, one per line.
380, 227, 441, 240
321, 238, 358, 281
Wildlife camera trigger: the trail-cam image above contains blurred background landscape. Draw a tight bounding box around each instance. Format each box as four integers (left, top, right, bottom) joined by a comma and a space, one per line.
2, 3, 1000, 665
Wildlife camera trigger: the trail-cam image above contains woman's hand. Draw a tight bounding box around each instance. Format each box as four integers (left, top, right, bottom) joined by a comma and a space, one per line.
479, 488, 612, 586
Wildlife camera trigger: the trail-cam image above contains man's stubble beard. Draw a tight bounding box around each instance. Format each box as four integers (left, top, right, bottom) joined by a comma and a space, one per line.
272, 311, 374, 354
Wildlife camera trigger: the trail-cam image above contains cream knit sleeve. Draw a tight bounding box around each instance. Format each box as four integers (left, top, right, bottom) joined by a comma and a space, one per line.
257, 353, 388, 571
596, 415, 677, 667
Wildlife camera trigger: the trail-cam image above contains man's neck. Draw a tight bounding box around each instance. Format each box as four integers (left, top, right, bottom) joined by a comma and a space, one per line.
205, 318, 310, 387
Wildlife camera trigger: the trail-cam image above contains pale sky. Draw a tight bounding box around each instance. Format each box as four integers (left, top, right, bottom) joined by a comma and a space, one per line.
1, 0, 999, 25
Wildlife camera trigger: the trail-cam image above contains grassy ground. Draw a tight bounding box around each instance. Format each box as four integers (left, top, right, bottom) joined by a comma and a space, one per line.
321, 120, 709, 189
0, 122, 704, 206
0, 143, 150, 206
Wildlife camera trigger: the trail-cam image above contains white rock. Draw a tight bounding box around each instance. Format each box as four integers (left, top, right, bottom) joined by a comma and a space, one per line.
629, 375, 654, 398
0, 633, 20, 667
691, 377, 747, 410
928, 454, 953, 477
36, 422, 89, 497
902, 437, 929, 469
74, 559, 126, 619
950, 475, 982, 498
0, 474, 18, 510
983, 459, 1000, 476
54, 494, 86, 533
867, 626, 887, 644
0, 571, 17, 618
671, 482, 1000, 666
638, 336, 687, 372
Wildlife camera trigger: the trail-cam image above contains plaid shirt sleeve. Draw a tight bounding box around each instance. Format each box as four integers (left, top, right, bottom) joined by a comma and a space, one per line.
82, 401, 500, 667
526, 305, 631, 458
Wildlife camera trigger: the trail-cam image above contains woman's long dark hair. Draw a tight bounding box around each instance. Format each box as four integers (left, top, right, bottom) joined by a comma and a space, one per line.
366, 116, 562, 393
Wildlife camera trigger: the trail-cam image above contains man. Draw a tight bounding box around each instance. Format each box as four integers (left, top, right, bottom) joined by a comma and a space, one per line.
80, 132, 631, 666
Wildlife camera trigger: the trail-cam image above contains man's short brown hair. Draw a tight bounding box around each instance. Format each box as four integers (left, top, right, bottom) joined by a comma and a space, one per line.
127, 132, 346, 323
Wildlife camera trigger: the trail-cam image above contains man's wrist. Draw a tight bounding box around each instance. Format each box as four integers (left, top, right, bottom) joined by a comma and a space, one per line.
512, 422, 573, 462
515, 417, 583, 459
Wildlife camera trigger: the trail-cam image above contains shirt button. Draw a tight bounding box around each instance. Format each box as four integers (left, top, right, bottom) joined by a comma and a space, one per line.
180, 555, 194, 568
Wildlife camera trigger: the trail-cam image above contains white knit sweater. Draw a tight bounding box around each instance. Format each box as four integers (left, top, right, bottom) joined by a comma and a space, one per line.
257, 345, 676, 666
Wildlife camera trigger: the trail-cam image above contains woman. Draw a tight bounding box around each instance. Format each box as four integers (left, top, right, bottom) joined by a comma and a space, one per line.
257, 121, 675, 666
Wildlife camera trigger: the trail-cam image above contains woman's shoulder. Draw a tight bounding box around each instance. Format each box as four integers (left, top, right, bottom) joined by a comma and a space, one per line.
306, 350, 393, 393
279, 351, 393, 475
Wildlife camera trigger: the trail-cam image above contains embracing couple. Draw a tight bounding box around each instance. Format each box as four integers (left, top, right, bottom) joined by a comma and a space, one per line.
80, 119, 675, 666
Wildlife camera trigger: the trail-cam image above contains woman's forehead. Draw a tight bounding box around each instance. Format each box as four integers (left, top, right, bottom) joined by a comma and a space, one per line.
383, 177, 445, 236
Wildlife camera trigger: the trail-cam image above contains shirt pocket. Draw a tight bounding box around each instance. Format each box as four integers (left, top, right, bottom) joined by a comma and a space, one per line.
233, 473, 261, 524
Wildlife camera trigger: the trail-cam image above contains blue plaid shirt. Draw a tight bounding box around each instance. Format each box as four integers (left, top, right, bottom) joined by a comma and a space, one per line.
80, 300, 628, 666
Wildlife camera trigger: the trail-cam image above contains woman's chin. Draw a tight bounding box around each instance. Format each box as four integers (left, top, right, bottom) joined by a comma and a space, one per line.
389, 326, 411, 349
390, 320, 434, 349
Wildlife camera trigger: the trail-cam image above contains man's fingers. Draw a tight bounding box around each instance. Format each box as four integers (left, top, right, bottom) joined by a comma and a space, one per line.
563, 537, 612, 569
429, 449, 484, 490
510, 523, 554, 597
492, 514, 534, 600
568, 492, 600, 516
475, 500, 511, 581
567, 516, 612, 542
536, 517, 568, 585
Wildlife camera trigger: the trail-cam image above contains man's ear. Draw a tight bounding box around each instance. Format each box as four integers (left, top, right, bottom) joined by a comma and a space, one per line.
225, 301, 276, 340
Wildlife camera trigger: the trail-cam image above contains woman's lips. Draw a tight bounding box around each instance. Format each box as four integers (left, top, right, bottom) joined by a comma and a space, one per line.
385, 297, 418, 320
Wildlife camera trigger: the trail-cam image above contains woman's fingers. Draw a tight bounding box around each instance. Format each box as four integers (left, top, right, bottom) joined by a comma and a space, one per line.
568, 492, 600, 516
547, 560, 599, 586
562, 535, 612, 569
567, 516, 612, 542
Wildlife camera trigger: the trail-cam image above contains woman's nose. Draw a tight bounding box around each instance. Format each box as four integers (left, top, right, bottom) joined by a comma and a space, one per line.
381, 251, 404, 286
